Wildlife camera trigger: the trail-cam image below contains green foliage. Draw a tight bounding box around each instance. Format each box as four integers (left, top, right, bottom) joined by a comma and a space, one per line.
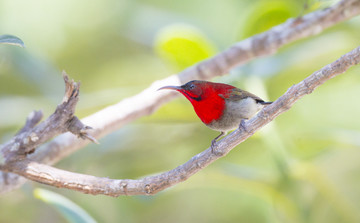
34, 188, 97, 223
242, 0, 301, 38
0, 34, 25, 48
154, 24, 217, 71
303, 0, 339, 13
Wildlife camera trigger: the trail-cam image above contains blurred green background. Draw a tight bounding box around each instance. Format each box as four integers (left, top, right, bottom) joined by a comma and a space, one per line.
1, 0, 360, 222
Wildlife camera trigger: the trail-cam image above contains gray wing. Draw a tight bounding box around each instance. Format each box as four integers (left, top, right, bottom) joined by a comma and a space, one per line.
219, 88, 266, 103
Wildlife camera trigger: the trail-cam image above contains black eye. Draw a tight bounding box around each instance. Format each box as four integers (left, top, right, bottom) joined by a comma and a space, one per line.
189, 84, 195, 90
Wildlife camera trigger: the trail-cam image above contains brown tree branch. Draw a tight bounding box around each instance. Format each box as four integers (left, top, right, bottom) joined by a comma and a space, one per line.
1, 0, 360, 194
2, 46, 359, 196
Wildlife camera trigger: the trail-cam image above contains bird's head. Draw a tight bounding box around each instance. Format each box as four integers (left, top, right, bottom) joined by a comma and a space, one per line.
158, 80, 207, 102
159, 80, 236, 124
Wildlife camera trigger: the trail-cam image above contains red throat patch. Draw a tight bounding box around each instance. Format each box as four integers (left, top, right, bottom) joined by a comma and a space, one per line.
191, 95, 226, 124
180, 83, 234, 124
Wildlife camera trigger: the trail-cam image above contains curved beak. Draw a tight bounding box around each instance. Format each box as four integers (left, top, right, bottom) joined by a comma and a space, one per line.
158, 85, 182, 91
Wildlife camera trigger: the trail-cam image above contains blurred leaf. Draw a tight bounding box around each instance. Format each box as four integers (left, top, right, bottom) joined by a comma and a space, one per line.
34, 188, 97, 223
154, 24, 217, 71
241, 0, 301, 38
0, 34, 25, 48
303, 0, 338, 13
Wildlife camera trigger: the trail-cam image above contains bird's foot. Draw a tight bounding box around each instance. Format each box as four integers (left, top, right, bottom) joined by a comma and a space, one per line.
211, 139, 225, 156
211, 139, 217, 153
210, 131, 226, 156
239, 119, 251, 134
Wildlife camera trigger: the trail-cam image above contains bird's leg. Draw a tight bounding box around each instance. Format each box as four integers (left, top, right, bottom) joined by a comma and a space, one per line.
211, 131, 225, 154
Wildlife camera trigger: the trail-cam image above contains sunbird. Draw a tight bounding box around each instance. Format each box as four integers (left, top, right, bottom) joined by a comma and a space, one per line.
159, 80, 272, 150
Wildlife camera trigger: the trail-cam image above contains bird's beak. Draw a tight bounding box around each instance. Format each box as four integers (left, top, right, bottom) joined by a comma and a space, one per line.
158, 85, 182, 91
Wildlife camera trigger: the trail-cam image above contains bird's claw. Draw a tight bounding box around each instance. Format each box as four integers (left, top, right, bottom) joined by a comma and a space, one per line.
240, 119, 246, 128
211, 139, 225, 156
211, 139, 217, 154
239, 119, 251, 134
211, 131, 226, 156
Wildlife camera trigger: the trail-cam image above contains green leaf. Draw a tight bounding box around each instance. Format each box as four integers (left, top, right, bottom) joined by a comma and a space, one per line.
303, 0, 338, 13
241, 1, 301, 39
154, 24, 217, 71
0, 34, 25, 48
34, 188, 97, 223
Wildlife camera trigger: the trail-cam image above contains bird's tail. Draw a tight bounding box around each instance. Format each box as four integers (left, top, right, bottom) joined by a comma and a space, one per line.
259, 101, 272, 105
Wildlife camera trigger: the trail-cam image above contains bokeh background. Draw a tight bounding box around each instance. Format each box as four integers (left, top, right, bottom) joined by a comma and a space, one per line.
1, 0, 360, 222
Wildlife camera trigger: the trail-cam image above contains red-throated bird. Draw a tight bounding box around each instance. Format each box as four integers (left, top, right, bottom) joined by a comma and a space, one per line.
159, 80, 272, 149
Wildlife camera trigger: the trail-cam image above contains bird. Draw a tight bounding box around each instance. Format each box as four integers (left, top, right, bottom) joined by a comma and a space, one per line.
158, 80, 272, 151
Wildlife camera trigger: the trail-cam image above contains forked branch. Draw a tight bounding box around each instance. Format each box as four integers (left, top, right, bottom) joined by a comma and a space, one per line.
0, 72, 97, 169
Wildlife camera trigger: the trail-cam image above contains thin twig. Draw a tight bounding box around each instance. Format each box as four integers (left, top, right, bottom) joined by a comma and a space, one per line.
15, 110, 43, 136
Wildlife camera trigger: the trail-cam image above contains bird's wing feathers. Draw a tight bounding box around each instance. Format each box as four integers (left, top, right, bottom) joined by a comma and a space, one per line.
219, 88, 265, 103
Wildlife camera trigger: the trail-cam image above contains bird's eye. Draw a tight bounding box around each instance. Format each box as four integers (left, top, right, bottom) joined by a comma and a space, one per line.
189, 84, 195, 90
